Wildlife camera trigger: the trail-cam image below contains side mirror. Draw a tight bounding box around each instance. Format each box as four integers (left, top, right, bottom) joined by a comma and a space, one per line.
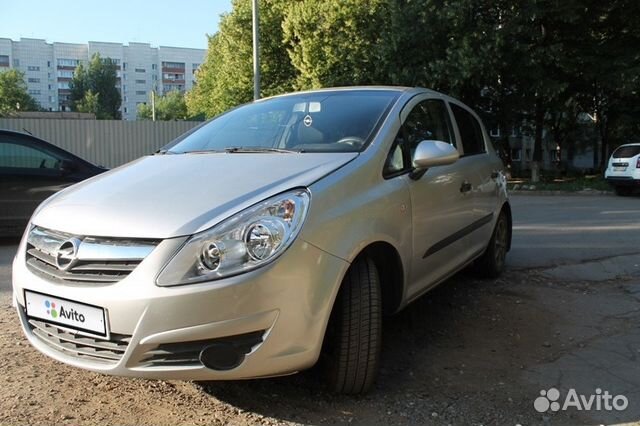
412, 140, 459, 169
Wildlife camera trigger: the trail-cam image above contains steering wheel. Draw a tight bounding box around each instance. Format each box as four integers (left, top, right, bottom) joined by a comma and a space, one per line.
335, 136, 365, 147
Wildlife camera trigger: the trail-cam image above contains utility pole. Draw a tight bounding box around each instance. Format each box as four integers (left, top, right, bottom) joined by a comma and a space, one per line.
151, 90, 156, 121
252, 0, 260, 100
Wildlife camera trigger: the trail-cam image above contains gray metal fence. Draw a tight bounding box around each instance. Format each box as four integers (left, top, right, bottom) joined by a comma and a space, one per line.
0, 119, 202, 168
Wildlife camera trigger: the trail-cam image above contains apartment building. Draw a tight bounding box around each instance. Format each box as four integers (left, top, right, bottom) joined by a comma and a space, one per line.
0, 38, 205, 120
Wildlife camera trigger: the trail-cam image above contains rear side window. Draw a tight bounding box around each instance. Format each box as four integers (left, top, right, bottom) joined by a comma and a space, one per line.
451, 104, 486, 156
612, 145, 640, 158
0, 141, 60, 169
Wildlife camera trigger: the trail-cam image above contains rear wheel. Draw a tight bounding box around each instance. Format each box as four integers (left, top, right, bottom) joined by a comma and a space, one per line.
322, 257, 381, 394
475, 211, 509, 278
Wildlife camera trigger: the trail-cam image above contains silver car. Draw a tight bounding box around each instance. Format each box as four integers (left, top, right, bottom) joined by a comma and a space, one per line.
12, 87, 511, 394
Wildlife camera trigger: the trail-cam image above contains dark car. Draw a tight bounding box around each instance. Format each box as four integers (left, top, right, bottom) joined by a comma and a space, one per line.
0, 130, 106, 237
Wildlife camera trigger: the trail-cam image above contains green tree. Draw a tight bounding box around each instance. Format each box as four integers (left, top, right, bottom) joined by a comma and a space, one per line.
283, 0, 391, 89
69, 54, 122, 119
187, 0, 296, 118
138, 90, 190, 120
0, 69, 40, 116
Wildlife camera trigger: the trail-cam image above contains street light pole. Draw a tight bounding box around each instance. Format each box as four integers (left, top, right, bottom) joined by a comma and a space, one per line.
252, 0, 260, 100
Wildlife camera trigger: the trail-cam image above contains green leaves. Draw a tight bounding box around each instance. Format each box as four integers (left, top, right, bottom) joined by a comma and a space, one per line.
0, 69, 40, 116
138, 91, 190, 121
188, 0, 640, 163
69, 53, 122, 119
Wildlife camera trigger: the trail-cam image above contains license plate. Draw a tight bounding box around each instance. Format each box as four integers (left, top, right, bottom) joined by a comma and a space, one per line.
24, 290, 107, 337
613, 166, 627, 171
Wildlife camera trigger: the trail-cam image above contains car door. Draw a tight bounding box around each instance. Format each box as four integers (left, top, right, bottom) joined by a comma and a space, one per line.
385, 95, 478, 300
0, 135, 74, 236
449, 102, 500, 251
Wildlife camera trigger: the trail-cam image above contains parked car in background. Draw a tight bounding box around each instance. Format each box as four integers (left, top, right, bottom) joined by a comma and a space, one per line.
605, 143, 640, 196
0, 130, 106, 236
12, 87, 511, 394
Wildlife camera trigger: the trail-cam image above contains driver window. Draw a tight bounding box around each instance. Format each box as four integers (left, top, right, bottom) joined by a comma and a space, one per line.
0, 141, 60, 169
383, 99, 456, 176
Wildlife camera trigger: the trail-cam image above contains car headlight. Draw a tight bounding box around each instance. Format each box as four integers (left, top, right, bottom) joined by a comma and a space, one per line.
156, 189, 310, 286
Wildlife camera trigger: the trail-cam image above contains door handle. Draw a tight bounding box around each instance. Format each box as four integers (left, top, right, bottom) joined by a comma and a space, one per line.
460, 181, 472, 193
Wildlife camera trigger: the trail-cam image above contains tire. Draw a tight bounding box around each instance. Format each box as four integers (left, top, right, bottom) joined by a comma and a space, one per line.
475, 211, 509, 279
615, 186, 632, 196
322, 257, 382, 394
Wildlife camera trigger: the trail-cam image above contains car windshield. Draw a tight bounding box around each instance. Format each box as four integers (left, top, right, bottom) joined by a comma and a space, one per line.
612, 145, 640, 158
166, 90, 399, 154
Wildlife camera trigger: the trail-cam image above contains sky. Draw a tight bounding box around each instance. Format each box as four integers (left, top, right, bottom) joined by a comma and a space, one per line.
1, 0, 233, 50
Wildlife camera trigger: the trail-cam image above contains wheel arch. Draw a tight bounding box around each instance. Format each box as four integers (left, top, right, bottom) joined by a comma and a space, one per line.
350, 241, 405, 316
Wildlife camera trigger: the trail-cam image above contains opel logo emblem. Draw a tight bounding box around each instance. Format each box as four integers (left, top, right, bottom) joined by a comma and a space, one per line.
55, 238, 81, 271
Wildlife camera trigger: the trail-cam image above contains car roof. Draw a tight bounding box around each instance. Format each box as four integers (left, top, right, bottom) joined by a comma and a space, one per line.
259, 85, 441, 101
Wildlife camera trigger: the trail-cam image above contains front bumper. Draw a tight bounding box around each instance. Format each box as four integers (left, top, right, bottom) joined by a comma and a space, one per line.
12, 235, 349, 380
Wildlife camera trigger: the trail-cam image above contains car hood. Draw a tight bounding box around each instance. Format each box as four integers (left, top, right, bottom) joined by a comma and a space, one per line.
32, 152, 357, 238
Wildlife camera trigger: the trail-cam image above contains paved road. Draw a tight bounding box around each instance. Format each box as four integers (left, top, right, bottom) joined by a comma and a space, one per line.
509, 193, 640, 269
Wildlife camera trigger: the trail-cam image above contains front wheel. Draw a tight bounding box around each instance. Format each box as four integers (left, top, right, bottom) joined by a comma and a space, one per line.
475, 211, 509, 278
322, 257, 382, 394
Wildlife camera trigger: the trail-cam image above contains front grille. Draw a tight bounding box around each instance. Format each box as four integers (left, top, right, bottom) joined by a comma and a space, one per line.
25, 226, 158, 284
139, 331, 265, 368
27, 317, 131, 364
612, 162, 629, 167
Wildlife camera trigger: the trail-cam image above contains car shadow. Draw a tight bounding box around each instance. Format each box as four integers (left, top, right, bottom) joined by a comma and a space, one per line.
196, 267, 539, 424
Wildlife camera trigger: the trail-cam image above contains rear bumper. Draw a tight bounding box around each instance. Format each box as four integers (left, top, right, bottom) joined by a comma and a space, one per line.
605, 176, 640, 187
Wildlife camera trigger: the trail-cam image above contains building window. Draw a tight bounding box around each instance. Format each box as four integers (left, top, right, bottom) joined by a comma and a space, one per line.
511, 149, 522, 161
48, 84, 52, 90
28, 78, 41, 83
0, 55, 10, 67
57, 82, 70, 89
135, 79, 146, 84
135, 68, 146, 73
152, 74, 157, 81
49, 96, 55, 103
163, 73, 184, 81
123, 84, 127, 92
123, 62, 127, 70
28, 89, 41, 95
136, 90, 146, 96
47, 60, 51, 68
162, 61, 185, 69
152, 64, 157, 70
124, 107, 128, 113
101, 58, 120, 65
57, 70, 74, 78
13, 58, 19, 67
27, 65, 40, 71
57, 58, 79, 67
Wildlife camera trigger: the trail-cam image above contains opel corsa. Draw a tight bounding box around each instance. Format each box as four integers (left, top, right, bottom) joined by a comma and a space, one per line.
13, 87, 512, 394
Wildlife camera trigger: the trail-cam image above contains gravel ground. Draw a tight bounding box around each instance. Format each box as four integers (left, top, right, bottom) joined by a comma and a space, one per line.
2, 265, 639, 426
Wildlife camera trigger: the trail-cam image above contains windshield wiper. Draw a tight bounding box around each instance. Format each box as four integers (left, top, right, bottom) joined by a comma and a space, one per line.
225, 146, 301, 153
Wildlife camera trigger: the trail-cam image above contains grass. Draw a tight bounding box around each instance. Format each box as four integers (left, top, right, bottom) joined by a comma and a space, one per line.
508, 175, 611, 192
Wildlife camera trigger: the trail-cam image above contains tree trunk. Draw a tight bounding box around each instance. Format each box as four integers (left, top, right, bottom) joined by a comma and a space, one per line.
531, 97, 545, 183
